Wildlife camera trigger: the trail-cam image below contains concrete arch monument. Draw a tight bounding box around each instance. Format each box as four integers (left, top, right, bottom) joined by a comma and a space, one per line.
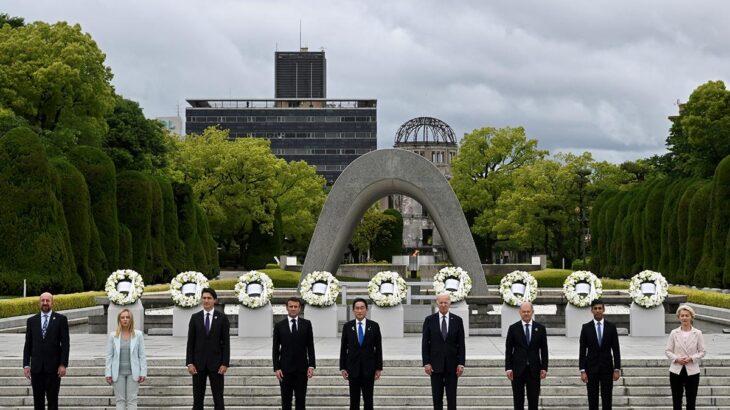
301, 149, 488, 296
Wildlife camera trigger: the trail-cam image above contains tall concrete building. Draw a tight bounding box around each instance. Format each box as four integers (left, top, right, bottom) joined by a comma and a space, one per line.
390, 117, 458, 258
186, 48, 375, 184
275, 48, 326, 98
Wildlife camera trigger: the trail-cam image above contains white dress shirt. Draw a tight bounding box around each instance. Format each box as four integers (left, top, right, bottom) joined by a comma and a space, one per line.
288, 316, 299, 332
439, 312, 449, 333
355, 318, 367, 336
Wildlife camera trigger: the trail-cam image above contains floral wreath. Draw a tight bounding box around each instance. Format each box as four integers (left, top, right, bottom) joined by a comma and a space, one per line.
563, 270, 603, 307
499, 271, 538, 307
629, 270, 668, 308
299, 271, 341, 307
235, 270, 274, 309
433, 266, 472, 302
367, 271, 408, 307
170, 271, 209, 308
105, 269, 145, 306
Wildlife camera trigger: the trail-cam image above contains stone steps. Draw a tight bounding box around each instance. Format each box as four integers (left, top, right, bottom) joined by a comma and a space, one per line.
3, 359, 728, 408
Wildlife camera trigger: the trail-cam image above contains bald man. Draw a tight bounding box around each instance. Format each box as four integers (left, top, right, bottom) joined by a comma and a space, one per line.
505, 302, 548, 410
23, 292, 70, 410
422, 294, 466, 410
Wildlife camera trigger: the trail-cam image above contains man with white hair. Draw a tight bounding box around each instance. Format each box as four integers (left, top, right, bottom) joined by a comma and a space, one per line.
422, 293, 466, 410
505, 302, 549, 410
23, 292, 70, 410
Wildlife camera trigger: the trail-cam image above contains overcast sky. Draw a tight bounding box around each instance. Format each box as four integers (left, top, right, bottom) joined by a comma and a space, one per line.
6, 1, 730, 163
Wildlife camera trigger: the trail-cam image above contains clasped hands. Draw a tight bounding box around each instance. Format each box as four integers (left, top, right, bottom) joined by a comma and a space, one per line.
423, 364, 464, 377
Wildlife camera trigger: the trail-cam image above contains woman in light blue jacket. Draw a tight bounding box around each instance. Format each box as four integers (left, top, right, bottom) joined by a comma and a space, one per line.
105, 309, 147, 410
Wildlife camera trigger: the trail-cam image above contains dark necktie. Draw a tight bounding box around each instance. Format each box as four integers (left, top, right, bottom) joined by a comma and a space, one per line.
441, 315, 448, 340
205, 312, 211, 335
291, 318, 298, 334
525, 323, 531, 345
42, 314, 49, 338
358, 322, 364, 346
597, 322, 603, 346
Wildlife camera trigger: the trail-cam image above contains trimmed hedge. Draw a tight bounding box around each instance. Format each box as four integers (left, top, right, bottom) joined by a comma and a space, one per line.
0, 127, 82, 294
155, 176, 186, 273
173, 183, 202, 270
685, 182, 713, 284
0, 291, 104, 319
68, 146, 120, 269
675, 180, 703, 283
50, 158, 107, 290
712, 157, 730, 286
117, 171, 153, 281
148, 176, 174, 283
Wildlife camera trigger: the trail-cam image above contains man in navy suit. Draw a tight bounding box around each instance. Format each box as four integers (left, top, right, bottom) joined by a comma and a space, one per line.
505, 302, 549, 410
273, 297, 316, 410
23, 292, 70, 410
186, 288, 230, 410
579, 299, 622, 410
339, 298, 383, 410
422, 293, 466, 410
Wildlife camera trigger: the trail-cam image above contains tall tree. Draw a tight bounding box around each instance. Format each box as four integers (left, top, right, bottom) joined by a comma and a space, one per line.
103, 95, 168, 171
450, 126, 546, 262
667, 80, 730, 177
0, 21, 115, 148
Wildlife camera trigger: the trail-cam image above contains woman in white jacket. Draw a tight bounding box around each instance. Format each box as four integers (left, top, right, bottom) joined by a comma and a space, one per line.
105, 309, 148, 410
665, 305, 705, 410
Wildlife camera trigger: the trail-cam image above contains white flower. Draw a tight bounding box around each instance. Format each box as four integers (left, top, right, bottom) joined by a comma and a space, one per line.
105, 269, 145, 306
367, 271, 407, 307
235, 271, 275, 309
628, 270, 668, 308
499, 271, 538, 307
170, 271, 210, 308
299, 271, 341, 307
563, 271, 603, 307
432, 267, 472, 302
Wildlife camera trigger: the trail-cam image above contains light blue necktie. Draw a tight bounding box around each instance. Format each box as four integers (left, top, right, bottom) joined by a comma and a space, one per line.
42, 314, 49, 338
597, 322, 603, 346
358, 322, 364, 346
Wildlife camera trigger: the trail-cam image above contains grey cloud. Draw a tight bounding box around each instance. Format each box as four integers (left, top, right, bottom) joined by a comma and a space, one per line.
5, 0, 730, 163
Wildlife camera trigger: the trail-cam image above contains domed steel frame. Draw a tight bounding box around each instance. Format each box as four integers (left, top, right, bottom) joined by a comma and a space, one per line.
395, 117, 456, 145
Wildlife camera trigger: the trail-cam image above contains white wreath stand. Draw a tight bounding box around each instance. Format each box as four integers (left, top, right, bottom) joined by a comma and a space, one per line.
305, 304, 338, 338
630, 303, 665, 336
238, 303, 273, 338
371, 304, 404, 338
501, 304, 521, 337
565, 304, 593, 337
172, 306, 200, 337
107, 300, 144, 334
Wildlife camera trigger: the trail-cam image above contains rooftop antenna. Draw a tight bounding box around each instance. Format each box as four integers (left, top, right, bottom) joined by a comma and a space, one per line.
299, 20, 302, 50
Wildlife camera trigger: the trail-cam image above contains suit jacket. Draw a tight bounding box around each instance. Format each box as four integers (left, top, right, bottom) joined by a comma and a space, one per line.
339, 319, 383, 378
505, 320, 549, 376
105, 330, 148, 382
186, 309, 230, 372
665, 327, 705, 376
23, 311, 70, 373
579, 319, 621, 375
421, 312, 466, 374
272, 317, 316, 373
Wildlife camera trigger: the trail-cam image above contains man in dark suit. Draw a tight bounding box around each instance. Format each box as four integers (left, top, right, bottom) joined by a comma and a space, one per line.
579, 299, 622, 410
339, 298, 383, 410
273, 297, 316, 410
23, 292, 70, 410
422, 293, 466, 410
505, 301, 549, 410
186, 288, 230, 410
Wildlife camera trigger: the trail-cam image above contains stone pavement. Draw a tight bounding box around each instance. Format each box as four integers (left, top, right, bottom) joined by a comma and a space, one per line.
2, 333, 729, 361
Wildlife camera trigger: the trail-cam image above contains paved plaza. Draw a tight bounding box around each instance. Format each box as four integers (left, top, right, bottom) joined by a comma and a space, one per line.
2, 333, 730, 361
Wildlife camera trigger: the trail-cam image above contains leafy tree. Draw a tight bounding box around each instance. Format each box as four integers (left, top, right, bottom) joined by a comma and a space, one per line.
450, 126, 546, 262
351, 207, 397, 262
0, 22, 114, 148
103, 95, 168, 171
0, 13, 24, 28
667, 81, 730, 177
372, 209, 404, 262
